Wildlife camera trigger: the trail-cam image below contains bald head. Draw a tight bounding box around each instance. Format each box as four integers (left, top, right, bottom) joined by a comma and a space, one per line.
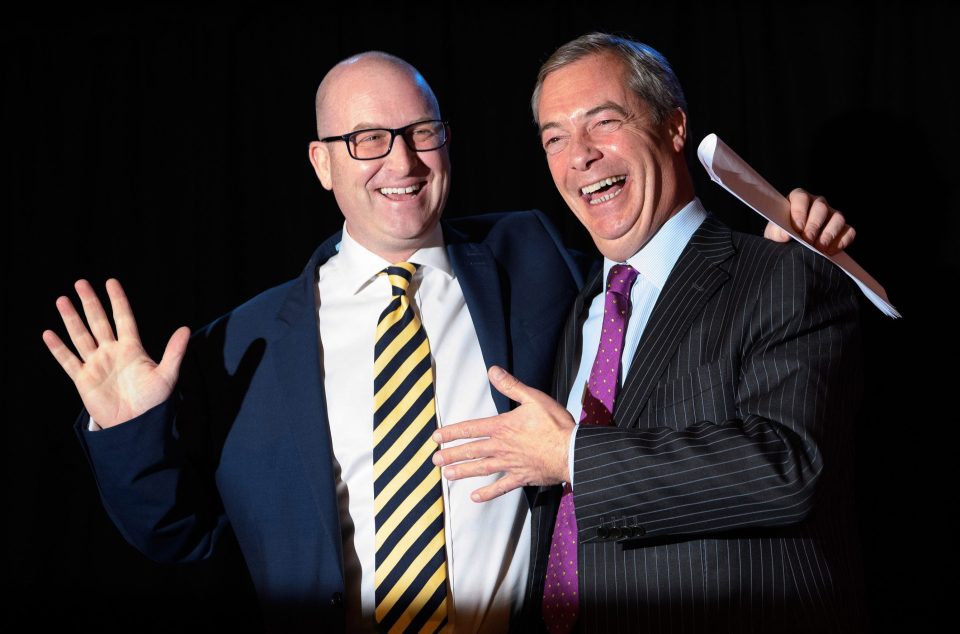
307, 51, 451, 263
314, 52, 440, 138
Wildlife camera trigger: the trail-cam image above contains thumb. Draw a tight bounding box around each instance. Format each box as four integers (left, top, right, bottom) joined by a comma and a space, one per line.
488, 365, 538, 404
157, 326, 191, 383
763, 222, 791, 243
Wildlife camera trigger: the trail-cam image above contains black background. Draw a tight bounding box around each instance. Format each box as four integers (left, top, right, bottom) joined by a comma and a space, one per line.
4, 2, 956, 631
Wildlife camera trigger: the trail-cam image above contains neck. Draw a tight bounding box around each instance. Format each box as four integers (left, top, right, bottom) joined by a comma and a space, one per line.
344, 222, 443, 264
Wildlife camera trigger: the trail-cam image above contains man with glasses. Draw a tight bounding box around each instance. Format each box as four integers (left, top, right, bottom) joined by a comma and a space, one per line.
45, 50, 852, 632
46, 51, 586, 633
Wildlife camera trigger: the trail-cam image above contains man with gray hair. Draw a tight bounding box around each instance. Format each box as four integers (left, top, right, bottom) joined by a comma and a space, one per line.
434, 33, 863, 632
45, 44, 852, 633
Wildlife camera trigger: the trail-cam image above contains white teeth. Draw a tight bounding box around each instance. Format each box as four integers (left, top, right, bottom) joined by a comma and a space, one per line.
380, 184, 421, 195
589, 186, 624, 205
581, 175, 626, 195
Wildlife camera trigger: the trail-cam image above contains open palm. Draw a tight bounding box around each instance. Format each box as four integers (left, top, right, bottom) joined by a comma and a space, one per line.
43, 279, 189, 428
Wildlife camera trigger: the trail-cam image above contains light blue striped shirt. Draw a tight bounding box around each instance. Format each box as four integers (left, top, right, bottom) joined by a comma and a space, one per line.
565, 198, 708, 485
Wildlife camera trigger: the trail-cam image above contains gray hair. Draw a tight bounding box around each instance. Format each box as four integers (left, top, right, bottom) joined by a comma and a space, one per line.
531, 33, 687, 126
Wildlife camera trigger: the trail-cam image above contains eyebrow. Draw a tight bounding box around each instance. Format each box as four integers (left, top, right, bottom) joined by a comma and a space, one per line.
539, 101, 629, 135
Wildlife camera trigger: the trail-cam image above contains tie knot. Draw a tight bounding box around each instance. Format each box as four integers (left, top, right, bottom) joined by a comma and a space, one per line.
606, 263, 638, 297
380, 262, 420, 296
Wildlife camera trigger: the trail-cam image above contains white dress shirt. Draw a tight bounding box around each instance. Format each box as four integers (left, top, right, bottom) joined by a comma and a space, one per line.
317, 223, 530, 633
565, 200, 708, 483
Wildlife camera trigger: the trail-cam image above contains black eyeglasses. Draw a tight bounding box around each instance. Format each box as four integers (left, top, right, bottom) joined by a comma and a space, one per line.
320, 119, 449, 160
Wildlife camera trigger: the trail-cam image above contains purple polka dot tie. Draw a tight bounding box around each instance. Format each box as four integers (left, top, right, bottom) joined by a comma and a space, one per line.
542, 263, 639, 634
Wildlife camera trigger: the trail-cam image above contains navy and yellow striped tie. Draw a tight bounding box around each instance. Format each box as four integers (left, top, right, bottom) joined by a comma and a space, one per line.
373, 262, 449, 633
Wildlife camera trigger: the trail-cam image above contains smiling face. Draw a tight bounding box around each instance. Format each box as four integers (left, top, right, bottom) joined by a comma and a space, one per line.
308, 55, 451, 262
536, 53, 693, 262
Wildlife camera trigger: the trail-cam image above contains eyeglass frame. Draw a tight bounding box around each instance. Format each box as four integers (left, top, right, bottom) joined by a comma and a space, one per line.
319, 119, 450, 160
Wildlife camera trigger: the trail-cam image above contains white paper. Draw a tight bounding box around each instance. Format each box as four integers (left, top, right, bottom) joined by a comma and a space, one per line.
697, 133, 900, 318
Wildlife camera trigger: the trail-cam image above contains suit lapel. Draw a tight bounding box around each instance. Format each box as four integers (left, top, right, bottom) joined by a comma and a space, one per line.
612, 216, 735, 426
554, 264, 603, 404
443, 224, 511, 414
270, 233, 345, 574
530, 263, 602, 507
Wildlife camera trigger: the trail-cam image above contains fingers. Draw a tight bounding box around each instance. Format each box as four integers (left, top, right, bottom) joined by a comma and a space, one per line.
786, 188, 857, 255
157, 326, 191, 384
75, 279, 116, 345
41, 329, 83, 380
106, 278, 140, 341
441, 456, 502, 481
488, 365, 540, 404
833, 225, 856, 252
812, 209, 853, 254
787, 188, 811, 232
432, 417, 497, 445
788, 188, 829, 243
433, 437, 497, 467
763, 221, 791, 243
54, 294, 98, 360
468, 474, 526, 503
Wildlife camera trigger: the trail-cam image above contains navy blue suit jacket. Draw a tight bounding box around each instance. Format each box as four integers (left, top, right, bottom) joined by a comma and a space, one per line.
75, 211, 587, 631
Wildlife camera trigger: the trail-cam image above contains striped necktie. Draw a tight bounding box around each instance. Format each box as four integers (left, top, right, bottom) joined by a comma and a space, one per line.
373, 262, 449, 633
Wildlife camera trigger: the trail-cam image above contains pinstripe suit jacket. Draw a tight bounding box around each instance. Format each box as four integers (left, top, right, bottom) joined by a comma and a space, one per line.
525, 215, 864, 633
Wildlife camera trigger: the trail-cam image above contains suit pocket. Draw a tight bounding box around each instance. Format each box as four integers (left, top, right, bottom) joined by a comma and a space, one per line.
645, 360, 739, 430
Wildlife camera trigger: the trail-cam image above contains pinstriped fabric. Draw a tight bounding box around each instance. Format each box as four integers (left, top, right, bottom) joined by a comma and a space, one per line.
373, 263, 448, 634
525, 216, 864, 632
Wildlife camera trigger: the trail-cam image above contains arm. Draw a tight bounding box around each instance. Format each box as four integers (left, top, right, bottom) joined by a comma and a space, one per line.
571, 245, 861, 541
435, 244, 860, 542
46, 280, 228, 563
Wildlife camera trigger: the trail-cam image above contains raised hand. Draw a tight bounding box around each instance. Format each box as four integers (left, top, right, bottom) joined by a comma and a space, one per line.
42, 279, 190, 429
764, 188, 856, 254
432, 366, 575, 502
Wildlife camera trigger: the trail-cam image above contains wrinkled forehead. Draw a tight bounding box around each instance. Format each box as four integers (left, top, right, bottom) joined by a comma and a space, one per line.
537, 55, 638, 125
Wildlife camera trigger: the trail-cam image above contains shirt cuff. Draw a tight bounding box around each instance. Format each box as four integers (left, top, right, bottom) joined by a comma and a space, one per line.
567, 423, 579, 488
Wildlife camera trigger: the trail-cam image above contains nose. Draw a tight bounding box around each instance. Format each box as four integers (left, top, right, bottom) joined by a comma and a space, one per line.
383, 133, 419, 172
568, 133, 602, 171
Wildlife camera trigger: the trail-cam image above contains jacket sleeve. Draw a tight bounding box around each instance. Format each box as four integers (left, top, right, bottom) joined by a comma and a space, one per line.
74, 339, 230, 564
570, 245, 862, 543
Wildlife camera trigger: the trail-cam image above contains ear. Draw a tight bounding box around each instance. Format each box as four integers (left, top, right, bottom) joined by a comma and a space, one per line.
666, 107, 687, 153
308, 141, 333, 191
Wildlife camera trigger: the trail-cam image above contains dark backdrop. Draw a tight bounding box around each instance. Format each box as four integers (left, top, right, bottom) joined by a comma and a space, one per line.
4, 2, 955, 631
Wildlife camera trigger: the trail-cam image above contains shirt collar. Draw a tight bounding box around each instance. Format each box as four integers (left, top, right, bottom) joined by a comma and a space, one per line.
603, 197, 708, 291
334, 222, 452, 295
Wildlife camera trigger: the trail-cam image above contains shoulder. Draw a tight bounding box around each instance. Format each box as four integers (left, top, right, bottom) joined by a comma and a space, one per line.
696, 215, 849, 289
691, 215, 857, 318
732, 229, 852, 290
443, 209, 560, 244
444, 211, 592, 286
190, 279, 298, 346
721, 230, 860, 340
189, 234, 339, 349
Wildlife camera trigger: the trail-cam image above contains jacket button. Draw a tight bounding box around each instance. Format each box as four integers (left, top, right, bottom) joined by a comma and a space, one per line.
330, 592, 344, 607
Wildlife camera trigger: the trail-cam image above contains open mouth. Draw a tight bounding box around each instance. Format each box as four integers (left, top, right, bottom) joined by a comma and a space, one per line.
379, 183, 425, 201
581, 175, 626, 205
